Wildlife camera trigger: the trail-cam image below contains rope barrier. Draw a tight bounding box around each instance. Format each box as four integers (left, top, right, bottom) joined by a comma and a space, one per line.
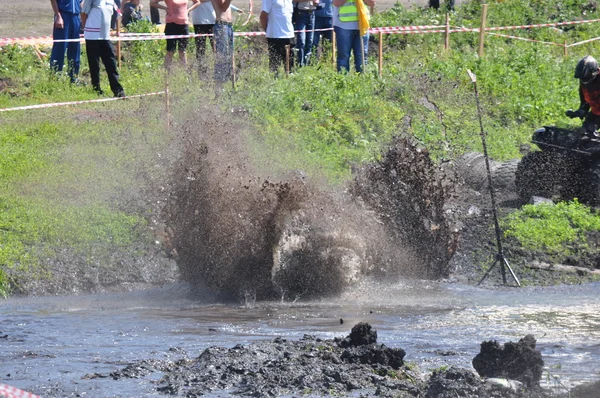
2, 16, 600, 46
0, 91, 165, 113
486, 32, 564, 46
568, 36, 600, 47
0, 383, 40, 398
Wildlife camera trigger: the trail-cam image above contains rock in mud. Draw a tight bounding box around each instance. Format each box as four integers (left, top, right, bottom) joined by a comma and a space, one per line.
100, 323, 561, 398
472, 334, 544, 388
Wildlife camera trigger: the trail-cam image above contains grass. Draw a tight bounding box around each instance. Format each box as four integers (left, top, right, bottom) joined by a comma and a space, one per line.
3, 0, 600, 296
502, 200, 600, 256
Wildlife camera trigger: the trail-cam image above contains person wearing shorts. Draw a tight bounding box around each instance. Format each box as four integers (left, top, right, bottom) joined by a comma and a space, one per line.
210, 0, 234, 96
150, 0, 200, 68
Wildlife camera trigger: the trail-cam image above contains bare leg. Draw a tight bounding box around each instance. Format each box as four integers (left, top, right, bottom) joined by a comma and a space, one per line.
165, 51, 174, 70
179, 50, 187, 67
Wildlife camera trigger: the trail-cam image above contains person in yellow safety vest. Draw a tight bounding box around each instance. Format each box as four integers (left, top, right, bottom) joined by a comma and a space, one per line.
332, 0, 374, 73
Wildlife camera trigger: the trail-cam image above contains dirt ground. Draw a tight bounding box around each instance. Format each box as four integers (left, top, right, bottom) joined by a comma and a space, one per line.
0, 0, 459, 39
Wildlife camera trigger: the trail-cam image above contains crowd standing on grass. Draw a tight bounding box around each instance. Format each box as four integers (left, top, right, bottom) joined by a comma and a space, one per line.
47, 0, 387, 97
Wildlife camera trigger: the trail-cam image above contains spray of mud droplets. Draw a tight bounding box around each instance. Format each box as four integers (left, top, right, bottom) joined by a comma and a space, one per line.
163, 107, 457, 301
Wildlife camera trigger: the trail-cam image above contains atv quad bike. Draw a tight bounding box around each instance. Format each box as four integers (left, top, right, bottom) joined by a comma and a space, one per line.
515, 126, 600, 205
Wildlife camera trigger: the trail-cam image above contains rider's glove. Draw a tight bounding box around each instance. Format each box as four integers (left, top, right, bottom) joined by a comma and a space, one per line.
566, 109, 586, 118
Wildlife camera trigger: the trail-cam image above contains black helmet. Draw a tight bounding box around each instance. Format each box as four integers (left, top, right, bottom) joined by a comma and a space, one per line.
575, 55, 599, 84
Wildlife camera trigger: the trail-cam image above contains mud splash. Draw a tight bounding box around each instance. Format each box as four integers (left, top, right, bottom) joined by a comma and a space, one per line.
163, 109, 458, 300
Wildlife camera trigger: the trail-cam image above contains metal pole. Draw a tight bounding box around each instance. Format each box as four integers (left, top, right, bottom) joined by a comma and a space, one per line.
467, 69, 520, 287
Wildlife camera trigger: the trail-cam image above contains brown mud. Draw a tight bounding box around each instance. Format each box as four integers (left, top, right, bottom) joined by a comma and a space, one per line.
90, 322, 596, 397
162, 104, 462, 301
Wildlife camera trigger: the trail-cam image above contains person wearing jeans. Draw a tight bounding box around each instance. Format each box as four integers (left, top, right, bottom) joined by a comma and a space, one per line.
50, 0, 81, 82
293, 0, 316, 66
313, 0, 332, 57
332, 0, 374, 73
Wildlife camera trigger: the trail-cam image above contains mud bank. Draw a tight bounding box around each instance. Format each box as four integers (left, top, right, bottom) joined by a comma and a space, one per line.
92, 322, 595, 397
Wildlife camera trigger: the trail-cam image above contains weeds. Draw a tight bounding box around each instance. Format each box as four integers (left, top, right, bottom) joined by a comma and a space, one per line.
502, 199, 600, 255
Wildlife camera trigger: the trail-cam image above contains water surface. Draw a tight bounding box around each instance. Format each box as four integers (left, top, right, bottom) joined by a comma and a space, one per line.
1, 280, 599, 397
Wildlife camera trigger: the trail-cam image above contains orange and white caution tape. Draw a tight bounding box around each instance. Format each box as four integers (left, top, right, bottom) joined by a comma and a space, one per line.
486, 32, 564, 46
569, 36, 600, 47
0, 383, 40, 398
0, 91, 165, 113
369, 24, 445, 33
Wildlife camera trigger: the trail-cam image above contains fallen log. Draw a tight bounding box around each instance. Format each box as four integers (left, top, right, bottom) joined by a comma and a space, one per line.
527, 260, 600, 275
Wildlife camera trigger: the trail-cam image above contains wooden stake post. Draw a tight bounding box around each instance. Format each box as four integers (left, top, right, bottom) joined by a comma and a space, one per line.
378, 31, 383, 77
478, 3, 488, 57
116, 19, 122, 69
445, 13, 450, 51
332, 30, 336, 70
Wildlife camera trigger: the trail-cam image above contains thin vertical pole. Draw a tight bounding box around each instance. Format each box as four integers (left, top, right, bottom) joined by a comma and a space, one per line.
116, 18, 122, 69
285, 44, 290, 76
445, 12, 450, 51
332, 30, 336, 70
165, 74, 170, 131
232, 36, 236, 90
564, 40, 568, 56
478, 3, 488, 58
378, 32, 383, 77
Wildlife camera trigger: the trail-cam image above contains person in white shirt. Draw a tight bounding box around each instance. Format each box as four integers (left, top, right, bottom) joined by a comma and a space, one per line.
260, 0, 294, 73
191, 0, 216, 76
81, 0, 125, 97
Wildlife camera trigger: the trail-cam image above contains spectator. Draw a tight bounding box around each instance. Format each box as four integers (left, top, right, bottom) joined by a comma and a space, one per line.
293, 0, 317, 67
191, 1, 241, 77
111, 0, 121, 29
122, 0, 143, 27
150, 0, 162, 23
260, 0, 294, 73
150, 0, 201, 68
81, 0, 126, 97
332, 0, 374, 73
50, 0, 82, 82
313, 0, 332, 57
191, 0, 216, 76
210, 0, 234, 96
429, 0, 454, 11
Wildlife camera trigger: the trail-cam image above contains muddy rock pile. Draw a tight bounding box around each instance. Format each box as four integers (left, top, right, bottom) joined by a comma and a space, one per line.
472, 334, 544, 388
97, 323, 560, 398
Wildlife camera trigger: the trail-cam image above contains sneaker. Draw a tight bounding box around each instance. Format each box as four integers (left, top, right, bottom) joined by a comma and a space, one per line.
114, 90, 126, 98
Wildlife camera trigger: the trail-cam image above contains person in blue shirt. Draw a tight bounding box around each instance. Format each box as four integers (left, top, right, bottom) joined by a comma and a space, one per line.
313, 0, 332, 57
50, 0, 82, 82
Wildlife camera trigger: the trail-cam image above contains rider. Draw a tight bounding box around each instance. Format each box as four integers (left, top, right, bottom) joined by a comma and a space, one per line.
566, 55, 600, 137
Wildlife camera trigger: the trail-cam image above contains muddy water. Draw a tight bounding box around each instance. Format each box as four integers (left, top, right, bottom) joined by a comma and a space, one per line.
1, 281, 599, 397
